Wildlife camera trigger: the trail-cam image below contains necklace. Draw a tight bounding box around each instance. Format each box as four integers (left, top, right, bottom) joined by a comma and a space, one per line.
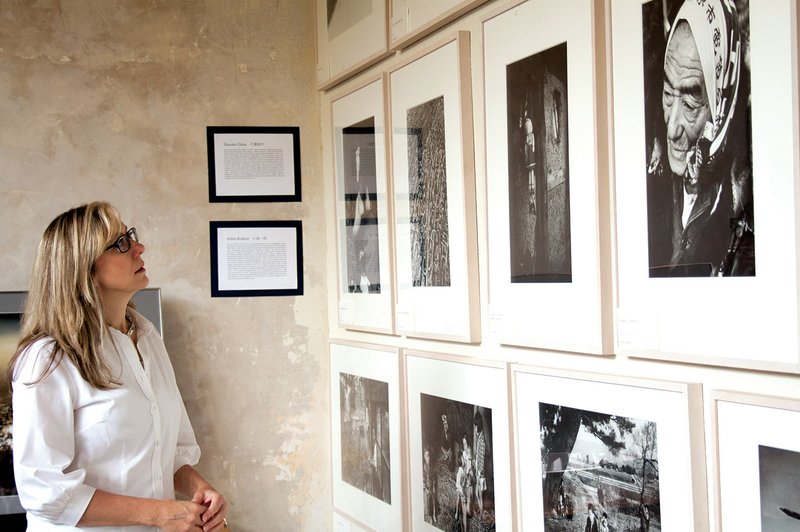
125, 313, 135, 337
126, 312, 144, 367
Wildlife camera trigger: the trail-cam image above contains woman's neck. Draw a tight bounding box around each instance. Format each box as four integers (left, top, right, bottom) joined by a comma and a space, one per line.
102, 298, 130, 333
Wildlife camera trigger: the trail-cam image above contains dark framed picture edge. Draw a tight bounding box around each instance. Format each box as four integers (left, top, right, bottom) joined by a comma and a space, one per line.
206, 125, 302, 203
209, 220, 304, 298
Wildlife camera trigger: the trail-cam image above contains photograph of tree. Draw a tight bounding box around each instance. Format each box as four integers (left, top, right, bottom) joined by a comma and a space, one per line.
539, 402, 660, 531
641, 0, 754, 277
343, 117, 381, 294
506, 42, 571, 283
406, 95, 451, 288
759, 444, 800, 531
420, 392, 495, 531
339, 371, 391, 504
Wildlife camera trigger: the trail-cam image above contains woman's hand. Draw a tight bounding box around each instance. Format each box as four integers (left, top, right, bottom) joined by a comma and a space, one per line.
192, 487, 228, 531
155, 500, 208, 531
173, 465, 228, 531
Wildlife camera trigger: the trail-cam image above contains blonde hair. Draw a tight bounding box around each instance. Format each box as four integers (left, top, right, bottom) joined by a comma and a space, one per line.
9, 201, 132, 389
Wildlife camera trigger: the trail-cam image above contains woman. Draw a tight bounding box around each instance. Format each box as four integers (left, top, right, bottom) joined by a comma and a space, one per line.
455, 435, 472, 532
8, 202, 227, 531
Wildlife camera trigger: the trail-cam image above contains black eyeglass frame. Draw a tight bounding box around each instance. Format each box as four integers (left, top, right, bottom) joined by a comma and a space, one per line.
105, 228, 138, 254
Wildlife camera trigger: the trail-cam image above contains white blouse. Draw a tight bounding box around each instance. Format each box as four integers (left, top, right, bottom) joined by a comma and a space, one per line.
12, 310, 201, 531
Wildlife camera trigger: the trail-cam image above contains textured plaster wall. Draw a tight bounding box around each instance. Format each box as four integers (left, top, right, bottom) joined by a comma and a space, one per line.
0, 1, 329, 530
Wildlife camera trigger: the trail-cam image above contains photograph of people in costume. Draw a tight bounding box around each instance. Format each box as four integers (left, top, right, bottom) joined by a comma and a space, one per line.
420, 393, 494, 531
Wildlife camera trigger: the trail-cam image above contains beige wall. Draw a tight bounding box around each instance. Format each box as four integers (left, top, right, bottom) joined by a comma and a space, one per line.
0, 1, 329, 530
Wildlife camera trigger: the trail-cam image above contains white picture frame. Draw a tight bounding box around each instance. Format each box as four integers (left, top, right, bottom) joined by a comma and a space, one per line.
710, 390, 800, 532
483, 0, 614, 355
388, 32, 481, 343
512, 365, 707, 531
331, 75, 396, 334
390, 0, 489, 50
330, 341, 404, 531
612, 0, 800, 371
405, 350, 513, 531
317, 0, 391, 90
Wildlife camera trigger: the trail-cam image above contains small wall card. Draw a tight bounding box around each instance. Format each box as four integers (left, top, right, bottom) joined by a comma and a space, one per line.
207, 126, 301, 202
209, 220, 303, 297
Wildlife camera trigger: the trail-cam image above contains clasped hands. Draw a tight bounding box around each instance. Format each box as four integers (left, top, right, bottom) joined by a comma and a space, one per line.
161, 488, 228, 532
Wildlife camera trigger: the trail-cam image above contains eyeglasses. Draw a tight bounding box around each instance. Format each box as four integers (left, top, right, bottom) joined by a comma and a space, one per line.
105, 228, 138, 254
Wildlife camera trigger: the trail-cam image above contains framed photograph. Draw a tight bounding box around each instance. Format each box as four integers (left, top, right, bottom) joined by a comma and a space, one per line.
209, 220, 303, 297
330, 75, 395, 334
711, 391, 800, 532
405, 351, 513, 531
612, 1, 800, 370
330, 341, 403, 531
316, 0, 391, 90
0, 292, 25, 515
389, 32, 480, 343
483, 0, 614, 354
390, 0, 489, 50
512, 365, 707, 531
207, 126, 301, 202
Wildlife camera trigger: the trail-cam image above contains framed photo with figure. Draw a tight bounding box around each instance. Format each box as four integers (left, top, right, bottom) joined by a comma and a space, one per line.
612, 0, 800, 371
330, 341, 403, 531
483, 0, 614, 355
405, 351, 513, 531
316, 0, 391, 90
389, 32, 480, 343
710, 391, 800, 531
512, 365, 707, 531
330, 75, 395, 334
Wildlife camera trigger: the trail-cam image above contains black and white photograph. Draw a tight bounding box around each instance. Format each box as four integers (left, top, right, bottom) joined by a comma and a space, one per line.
407, 95, 451, 288
327, 0, 372, 41
714, 393, 800, 530
0, 312, 20, 496
539, 402, 661, 532
506, 42, 571, 283
390, 34, 479, 341
338, 371, 391, 504
642, 0, 754, 277
420, 393, 495, 532
759, 445, 800, 531
484, 0, 609, 353
343, 118, 382, 294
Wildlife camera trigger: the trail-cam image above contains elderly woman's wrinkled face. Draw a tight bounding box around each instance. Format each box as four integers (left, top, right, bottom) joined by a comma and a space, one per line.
662, 22, 712, 177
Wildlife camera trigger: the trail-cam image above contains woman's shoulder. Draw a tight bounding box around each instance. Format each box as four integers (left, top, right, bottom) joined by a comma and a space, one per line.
15, 337, 56, 363
12, 337, 63, 383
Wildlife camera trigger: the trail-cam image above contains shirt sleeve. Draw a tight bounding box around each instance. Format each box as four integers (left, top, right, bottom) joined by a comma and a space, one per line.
173, 396, 201, 474
12, 343, 96, 526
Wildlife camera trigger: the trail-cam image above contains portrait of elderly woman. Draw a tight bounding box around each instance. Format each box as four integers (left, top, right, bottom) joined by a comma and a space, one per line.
642, 0, 754, 277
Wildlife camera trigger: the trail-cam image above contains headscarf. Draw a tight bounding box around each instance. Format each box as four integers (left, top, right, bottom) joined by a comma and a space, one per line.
665, 0, 742, 158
